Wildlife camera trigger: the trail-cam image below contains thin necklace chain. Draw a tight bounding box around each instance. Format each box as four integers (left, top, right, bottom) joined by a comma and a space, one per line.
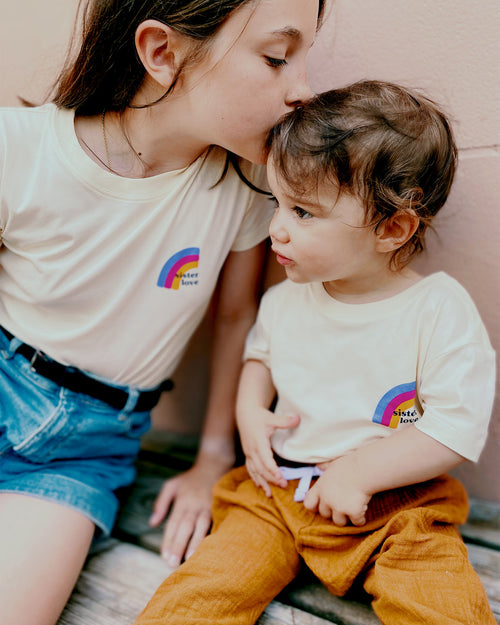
78, 111, 145, 177
78, 133, 115, 173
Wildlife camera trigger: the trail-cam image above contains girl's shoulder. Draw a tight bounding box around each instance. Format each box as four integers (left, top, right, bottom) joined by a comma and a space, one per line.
0, 103, 57, 145
0, 102, 56, 125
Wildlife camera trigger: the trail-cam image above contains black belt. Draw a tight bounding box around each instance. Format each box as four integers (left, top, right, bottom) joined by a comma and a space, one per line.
1, 326, 173, 412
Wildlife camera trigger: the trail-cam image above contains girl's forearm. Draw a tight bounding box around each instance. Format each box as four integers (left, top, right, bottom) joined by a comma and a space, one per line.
199, 246, 266, 460
198, 313, 257, 462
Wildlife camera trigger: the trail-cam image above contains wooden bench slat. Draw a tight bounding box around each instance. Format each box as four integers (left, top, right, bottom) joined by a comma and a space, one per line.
461, 497, 500, 551
58, 541, 172, 625
258, 601, 338, 625
62, 544, 499, 625
58, 541, 335, 625
467, 543, 500, 618
281, 583, 379, 625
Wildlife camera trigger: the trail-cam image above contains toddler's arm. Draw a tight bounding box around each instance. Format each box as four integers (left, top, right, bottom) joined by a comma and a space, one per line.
236, 359, 300, 496
304, 425, 465, 526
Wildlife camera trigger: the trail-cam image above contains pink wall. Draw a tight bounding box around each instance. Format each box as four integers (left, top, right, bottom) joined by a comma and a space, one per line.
0, 1, 79, 106
1, 0, 499, 501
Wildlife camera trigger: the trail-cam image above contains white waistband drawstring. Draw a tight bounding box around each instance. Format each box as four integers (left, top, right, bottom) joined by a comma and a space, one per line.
279, 465, 323, 502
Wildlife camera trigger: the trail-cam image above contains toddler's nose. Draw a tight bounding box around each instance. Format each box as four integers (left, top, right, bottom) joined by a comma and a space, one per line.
269, 209, 290, 243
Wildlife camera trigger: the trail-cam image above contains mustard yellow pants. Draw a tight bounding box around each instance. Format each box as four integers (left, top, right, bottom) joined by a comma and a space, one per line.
134, 467, 495, 625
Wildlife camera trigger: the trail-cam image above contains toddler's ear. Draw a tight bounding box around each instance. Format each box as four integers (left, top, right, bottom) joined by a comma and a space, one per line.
135, 20, 188, 90
374, 211, 420, 254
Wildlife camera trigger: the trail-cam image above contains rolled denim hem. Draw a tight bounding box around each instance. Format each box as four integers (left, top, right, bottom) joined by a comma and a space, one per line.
0, 470, 118, 535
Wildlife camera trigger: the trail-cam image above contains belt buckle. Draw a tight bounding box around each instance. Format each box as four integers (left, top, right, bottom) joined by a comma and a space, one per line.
29, 349, 49, 371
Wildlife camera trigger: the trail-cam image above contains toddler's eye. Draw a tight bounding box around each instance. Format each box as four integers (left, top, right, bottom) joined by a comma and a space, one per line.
269, 195, 279, 208
265, 56, 287, 68
293, 206, 313, 219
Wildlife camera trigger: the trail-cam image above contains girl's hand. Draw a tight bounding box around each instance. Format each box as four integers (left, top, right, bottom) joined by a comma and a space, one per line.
149, 450, 233, 568
238, 407, 300, 497
303, 457, 371, 526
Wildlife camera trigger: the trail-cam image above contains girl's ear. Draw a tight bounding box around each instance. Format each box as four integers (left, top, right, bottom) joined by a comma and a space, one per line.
135, 20, 187, 90
374, 211, 420, 254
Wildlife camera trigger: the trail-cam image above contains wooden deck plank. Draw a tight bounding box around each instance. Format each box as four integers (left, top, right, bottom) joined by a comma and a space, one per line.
58, 541, 171, 625
60, 539, 500, 625
461, 497, 500, 550
466, 543, 500, 619
259, 601, 338, 625
282, 583, 379, 625
58, 541, 335, 625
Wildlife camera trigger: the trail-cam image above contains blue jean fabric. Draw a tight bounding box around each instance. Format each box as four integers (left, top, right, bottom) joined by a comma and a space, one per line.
0, 331, 151, 535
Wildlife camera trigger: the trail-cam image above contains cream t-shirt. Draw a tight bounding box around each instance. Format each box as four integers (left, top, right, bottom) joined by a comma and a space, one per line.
0, 104, 273, 387
244, 274, 496, 463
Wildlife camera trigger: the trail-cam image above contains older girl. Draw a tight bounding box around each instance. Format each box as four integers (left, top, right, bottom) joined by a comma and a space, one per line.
0, 1, 325, 623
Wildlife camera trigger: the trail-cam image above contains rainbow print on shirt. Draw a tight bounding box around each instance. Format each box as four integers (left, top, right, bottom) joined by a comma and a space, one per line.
157, 247, 200, 290
372, 381, 416, 429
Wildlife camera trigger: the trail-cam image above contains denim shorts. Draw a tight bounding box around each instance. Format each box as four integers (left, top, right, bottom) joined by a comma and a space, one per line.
0, 331, 152, 535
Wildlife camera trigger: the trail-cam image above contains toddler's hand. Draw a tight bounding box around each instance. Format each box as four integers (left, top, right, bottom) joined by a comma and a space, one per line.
303, 457, 371, 526
238, 407, 300, 497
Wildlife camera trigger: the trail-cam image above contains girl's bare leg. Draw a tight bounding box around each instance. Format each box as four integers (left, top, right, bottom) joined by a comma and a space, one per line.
0, 493, 95, 625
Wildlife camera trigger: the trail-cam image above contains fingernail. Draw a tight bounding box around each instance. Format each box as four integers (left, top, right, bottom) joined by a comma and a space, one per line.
167, 554, 180, 568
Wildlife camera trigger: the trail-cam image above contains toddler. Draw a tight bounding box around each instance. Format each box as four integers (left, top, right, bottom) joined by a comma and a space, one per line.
134, 80, 496, 625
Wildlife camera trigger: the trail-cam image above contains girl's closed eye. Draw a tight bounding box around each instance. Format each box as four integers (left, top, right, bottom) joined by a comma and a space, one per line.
265, 56, 288, 69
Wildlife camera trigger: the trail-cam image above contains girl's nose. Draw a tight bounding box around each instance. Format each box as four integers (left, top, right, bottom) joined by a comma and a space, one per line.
269, 208, 290, 243
285, 68, 313, 109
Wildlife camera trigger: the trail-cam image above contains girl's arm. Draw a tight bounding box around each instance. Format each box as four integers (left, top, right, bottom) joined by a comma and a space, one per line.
151, 243, 266, 567
304, 425, 465, 526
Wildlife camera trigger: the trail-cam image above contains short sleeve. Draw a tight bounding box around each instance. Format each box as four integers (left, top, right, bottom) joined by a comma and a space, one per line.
231, 163, 274, 252
415, 280, 496, 461
243, 286, 278, 368
417, 342, 496, 461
